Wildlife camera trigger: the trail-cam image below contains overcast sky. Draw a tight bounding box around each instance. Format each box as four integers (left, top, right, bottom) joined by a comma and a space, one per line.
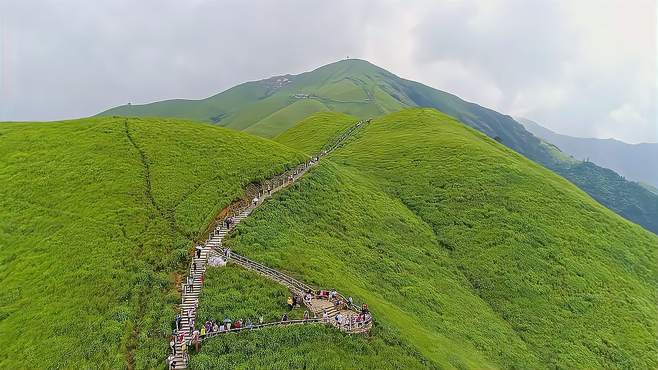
1, 0, 655, 143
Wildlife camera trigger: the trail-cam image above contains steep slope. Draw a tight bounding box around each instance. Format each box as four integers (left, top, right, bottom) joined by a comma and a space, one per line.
98, 59, 658, 234
0, 117, 305, 369
224, 108, 658, 368
519, 117, 658, 188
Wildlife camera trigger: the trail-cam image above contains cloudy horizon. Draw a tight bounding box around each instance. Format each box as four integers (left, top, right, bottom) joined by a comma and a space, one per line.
1, 0, 655, 143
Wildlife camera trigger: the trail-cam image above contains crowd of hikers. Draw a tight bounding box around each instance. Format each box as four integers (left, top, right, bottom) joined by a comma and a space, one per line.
167, 290, 372, 369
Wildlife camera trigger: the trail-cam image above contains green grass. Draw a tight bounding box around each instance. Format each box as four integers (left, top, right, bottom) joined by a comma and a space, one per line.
191, 267, 432, 369
190, 325, 431, 370
99, 59, 658, 235
223, 108, 658, 368
313, 78, 368, 101
0, 116, 304, 369
244, 99, 330, 138
196, 264, 306, 324
99, 59, 406, 136
274, 111, 357, 155
4, 106, 656, 368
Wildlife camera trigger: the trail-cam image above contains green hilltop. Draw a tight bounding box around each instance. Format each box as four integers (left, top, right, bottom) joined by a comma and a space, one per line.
98, 59, 658, 235
1, 109, 656, 369
218, 109, 658, 368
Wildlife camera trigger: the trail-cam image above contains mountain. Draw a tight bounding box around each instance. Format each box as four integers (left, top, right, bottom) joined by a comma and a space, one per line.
518, 118, 658, 189
3, 110, 656, 368
99, 59, 658, 234
210, 109, 658, 368
0, 117, 305, 368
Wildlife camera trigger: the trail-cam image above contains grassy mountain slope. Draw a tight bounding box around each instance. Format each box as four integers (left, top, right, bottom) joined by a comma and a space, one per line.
98, 60, 405, 136
192, 325, 429, 369
98, 59, 658, 234
519, 117, 658, 188
191, 265, 430, 369
0, 117, 305, 369
274, 111, 357, 155
222, 108, 658, 368
243, 99, 329, 138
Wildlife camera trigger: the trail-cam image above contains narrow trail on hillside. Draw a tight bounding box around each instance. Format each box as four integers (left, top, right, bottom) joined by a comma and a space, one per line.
123, 120, 191, 240
168, 119, 373, 370
124, 120, 197, 369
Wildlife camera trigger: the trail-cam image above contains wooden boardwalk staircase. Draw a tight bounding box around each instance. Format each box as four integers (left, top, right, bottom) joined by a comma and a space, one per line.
168, 120, 371, 369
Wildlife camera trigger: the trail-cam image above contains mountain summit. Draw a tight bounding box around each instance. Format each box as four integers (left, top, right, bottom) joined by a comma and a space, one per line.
99, 59, 658, 234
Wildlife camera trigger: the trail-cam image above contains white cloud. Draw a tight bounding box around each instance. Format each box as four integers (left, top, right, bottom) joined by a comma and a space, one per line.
0, 0, 655, 143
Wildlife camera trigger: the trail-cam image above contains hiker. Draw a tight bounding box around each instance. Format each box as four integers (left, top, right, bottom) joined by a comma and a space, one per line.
304, 293, 312, 304
281, 313, 289, 322
167, 354, 175, 370
322, 310, 329, 323
335, 313, 343, 327
329, 289, 337, 300
181, 340, 187, 359
170, 338, 176, 355
219, 323, 225, 332
259, 316, 264, 325
213, 322, 219, 332
287, 296, 293, 310
267, 185, 272, 195
175, 314, 181, 330
361, 303, 369, 314
192, 328, 200, 352
192, 261, 197, 273
200, 325, 206, 339
195, 245, 202, 258
252, 196, 259, 206
303, 310, 309, 321
224, 248, 231, 260
348, 296, 353, 306
246, 318, 253, 329
292, 295, 298, 307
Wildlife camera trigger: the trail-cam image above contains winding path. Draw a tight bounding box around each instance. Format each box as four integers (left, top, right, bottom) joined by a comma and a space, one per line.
169, 120, 372, 369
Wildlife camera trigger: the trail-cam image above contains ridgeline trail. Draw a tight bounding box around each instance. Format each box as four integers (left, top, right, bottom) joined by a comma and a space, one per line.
169, 119, 373, 369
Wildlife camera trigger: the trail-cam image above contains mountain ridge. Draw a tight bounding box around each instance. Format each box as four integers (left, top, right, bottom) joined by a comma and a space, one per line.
518, 117, 658, 188
98, 59, 658, 234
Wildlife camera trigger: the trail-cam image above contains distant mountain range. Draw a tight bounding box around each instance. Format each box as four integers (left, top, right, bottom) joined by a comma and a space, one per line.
99, 59, 658, 234
518, 118, 658, 190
